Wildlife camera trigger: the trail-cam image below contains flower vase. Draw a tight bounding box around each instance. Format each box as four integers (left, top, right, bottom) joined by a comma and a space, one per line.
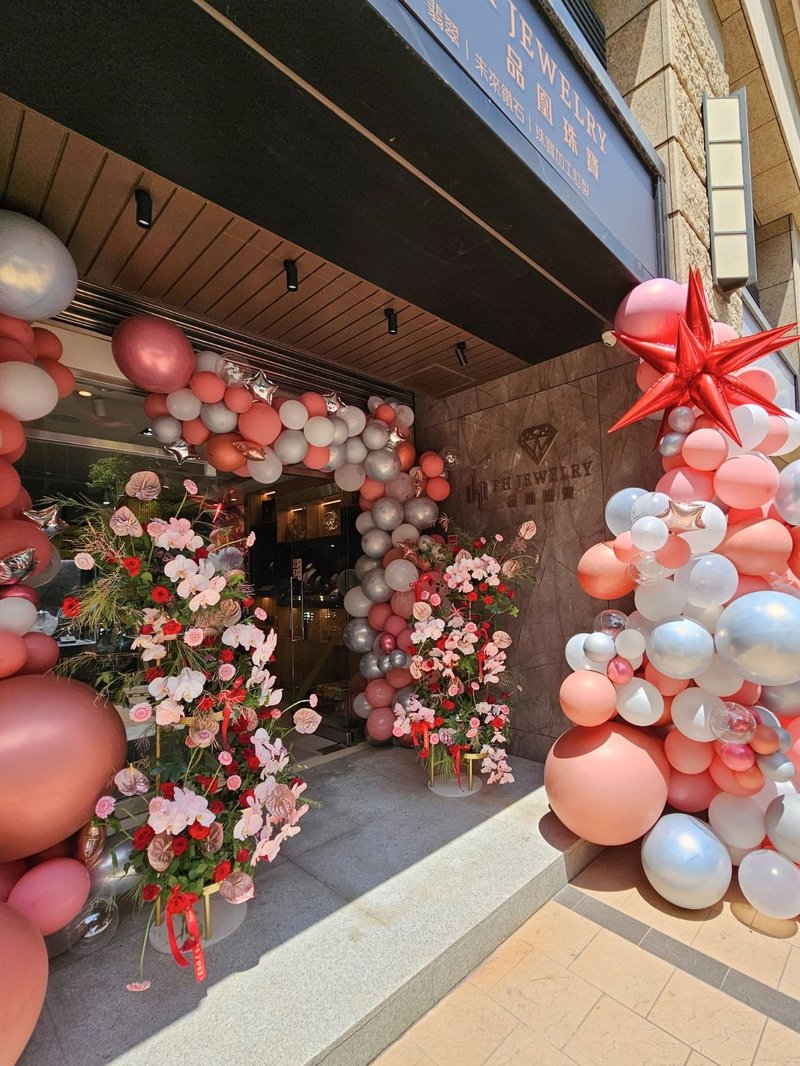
427, 749, 484, 799
149, 884, 248, 954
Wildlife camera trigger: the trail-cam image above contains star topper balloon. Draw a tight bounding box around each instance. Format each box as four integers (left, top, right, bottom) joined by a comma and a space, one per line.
163, 438, 198, 465
249, 372, 278, 405
609, 268, 797, 445
23, 504, 68, 538
0, 548, 35, 585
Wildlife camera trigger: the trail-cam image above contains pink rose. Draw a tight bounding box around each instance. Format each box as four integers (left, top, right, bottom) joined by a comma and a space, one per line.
218, 751, 233, 766
95, 795, 116, 819
147, 518, 169, 538
227, 775, 242, 790
129, 702, 153, 723
218, 663, 236, 682
184, 627, 204, 647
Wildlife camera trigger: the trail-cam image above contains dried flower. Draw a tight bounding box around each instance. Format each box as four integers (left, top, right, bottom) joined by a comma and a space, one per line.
219, 871, 255, 904
146, 832, 174, 871
114, 766, 150, 797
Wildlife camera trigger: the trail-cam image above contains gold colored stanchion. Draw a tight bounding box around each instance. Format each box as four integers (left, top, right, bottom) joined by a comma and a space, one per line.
154, 882, 219, 938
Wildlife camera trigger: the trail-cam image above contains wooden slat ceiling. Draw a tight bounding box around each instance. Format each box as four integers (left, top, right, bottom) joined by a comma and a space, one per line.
0, 94, 527, 396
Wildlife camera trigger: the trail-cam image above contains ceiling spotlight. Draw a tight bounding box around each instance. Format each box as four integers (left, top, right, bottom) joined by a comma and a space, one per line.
135, 188, 152, 229
284, 259, 298, 291
455, 342, 468, 367
77, 389, 93, 398
385, 308, 398, 335
91, 397, 107, 418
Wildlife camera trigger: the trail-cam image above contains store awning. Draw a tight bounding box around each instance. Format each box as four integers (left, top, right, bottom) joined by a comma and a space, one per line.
1, 0, 665, 367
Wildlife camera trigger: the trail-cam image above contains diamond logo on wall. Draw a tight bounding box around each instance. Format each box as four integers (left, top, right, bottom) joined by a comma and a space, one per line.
518, 423, 558, 465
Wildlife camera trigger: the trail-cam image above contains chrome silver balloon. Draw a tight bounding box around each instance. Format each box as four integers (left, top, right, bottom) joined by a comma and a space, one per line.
404, 496, 439, 530
667, 406, 696, 434
359, 652, 384, 679
361, 567, 392, 603
371, 496, 404, 531
342, 618, 378, 653
658, 431, 686, 457
376, 653, 393, 673
760, 680, 800, 719
716, 592, 800, 686
354, 554, 380, 581
361, 529, 392, 559
363, 448, 401, 483
389, 649, 409, 668
89, 834, 139, 900
757, 752, 796, 782
641, 814, 731, 910
0, 209, 78, 319
647, 616, 714, 679
774, 459, 800, 526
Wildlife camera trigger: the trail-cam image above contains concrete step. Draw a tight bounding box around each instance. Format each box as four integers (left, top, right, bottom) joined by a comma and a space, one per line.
21, 747, 600, 1066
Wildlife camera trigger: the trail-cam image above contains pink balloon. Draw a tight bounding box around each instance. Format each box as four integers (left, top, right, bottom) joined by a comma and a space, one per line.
7, 858, 90, 935
0, 902, 48, 1066
760, 416, 790, 456
384, 614, 407, 637
716, 741, 755, 772
190, 370, 226, 403
611, 531, 638, 564
386, 474, 414, 502
733, 681, 762, 705
607, 656, 634, 685
367, 602, 392, 630
729, 575, 770, 601
667, 769, 719, 812
733, 366, 777, 402
111, 315, 196, 393
559, 670, 617, 726
719, 518, 792, 577
386, 667, 413, 688
655, 535, 692, 569
682, 428, 728, 471
366, 706, 395, 742
365, 679, 395, 707
708, 754, 761, 796
656, 466, 715, 502
0, 631, 26, 678
18, 632, 59, 675
224, 386, 253, 413
390, 591, 415, 619
614, 278, 687, 342
714, 455, 779, 509
182, 416, 211, 445
645, 663, 689, 697
664, 731, 714, 774
143, 393, 169, 419
712, 321, 738, 344
379, 632, 396, 653
0, 458, 21, 509
396, 628, 414, 652
636, 360, 661, 392
0, 859, 25, 902
382, 547, 404, 567
300, 391, 328, 417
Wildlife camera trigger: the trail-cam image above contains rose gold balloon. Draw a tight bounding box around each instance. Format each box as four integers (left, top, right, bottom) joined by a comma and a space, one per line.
74, 821, 106, 869
0, 901, 48, 1064
0, 676, 126, 862
0, 583, 39, 605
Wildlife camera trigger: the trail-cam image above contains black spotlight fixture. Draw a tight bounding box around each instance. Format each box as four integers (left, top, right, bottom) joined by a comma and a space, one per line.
385, 307, 398, 335
134, 188, 152, 229
284, 259, 299, 291
456, 342, 468, 367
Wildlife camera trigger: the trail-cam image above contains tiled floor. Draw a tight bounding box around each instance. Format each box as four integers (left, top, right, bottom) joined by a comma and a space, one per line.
375, 843, 800, 1066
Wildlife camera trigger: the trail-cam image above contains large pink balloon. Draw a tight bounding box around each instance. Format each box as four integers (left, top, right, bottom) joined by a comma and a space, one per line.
111, 314, 196, 393
0, 859, 25, 901
544, 722, 670, 845
614, 278, 687, 342
8, 857, 90, 935
0, 902, 48, 1065
0, 676, 126, 861
366, 706, 395, 742
667, 769, 719, 812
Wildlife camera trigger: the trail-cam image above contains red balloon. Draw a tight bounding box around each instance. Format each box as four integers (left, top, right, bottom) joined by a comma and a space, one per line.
300, 391, 328, 417
111, 315, 196, 393
238, 403, 282, 446
397, 442, 415, 472
386, 667, 412, 688
0, 859, 25, 902
143, 393, 169, 419
8, 857, 90, 935
0, 902, 48, 1065
367, 602, 392, 630
224, 386, 253, 414
0, 459, 21, 509
182, 416, 211, 445
425, 477, 451, 501
0, 676, 126, 861
32, 327, 63, 361
0, 337, 35, 364
0, 315, 35, 349
0, 631, 27, 678
40, 358, 75, 398
18, 633, 59, 675
0, 411, 25, 457
206, 433, 246, 472
0, 488, 32, 521
190, 371, 226, 403
0, 518, 57, 577
303, 445, 330, 470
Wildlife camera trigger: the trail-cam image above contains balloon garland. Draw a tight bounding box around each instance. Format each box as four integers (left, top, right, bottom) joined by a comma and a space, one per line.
546, 270, 800, 919
0, 210, 127, 1060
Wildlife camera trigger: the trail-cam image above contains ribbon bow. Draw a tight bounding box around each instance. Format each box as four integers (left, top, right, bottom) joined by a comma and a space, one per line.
218, 687, 247, 745
165, 886, 206, 982
409, 720, 432, 758
448, 743, 471, 785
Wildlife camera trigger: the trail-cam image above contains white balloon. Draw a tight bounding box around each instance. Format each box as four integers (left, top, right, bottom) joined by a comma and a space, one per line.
343, 586, 372, 617
682, 601, 723, 633
708, 794, 766, 850
583, 632, 616, 663
0, 362, 59, 421
0, 209, 77, 320
334, 463, 366, 492
674, 553, 739, 608
615, 678, 664, 726
772, 410, 800, 457
642, 814, 731, 910
630, 492, 671, 523
279, 399, 309, 430
752, 776, 798, 811
166, 388, 202, 421
339, 405, 367, 437
634, 578, 687, 622
678, 502, 727, 554
693, 655, 743, 697
729, 404, 769, 451
151, 414, 183, 443
625, 611, 655, 638
738, 849, 800, 919
671, 687, 725, 741
247, 449, 282, 484
273, 429, 309, 465
385, 559, 419, 592
200, 401, 238, 433
355, 511, 375, 534
0, 597, 37, 634
329, 416, 349, 445
367, 395, 382, 414
564, 633, 606, 674
303, 415, 335, 447
724, 842, 758, 867
195, 350, 221, 373
395, 404, 415, 427
362, 422, 389, 450
391, 522, 420, 546
604, 487, 647, 536
765, 794, 800, 862
615, 629, 646, 659
345, 437, 368, 464
630, 516, 669, 552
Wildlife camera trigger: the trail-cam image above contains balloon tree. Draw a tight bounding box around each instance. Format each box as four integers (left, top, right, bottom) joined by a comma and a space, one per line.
546, 267, 800, 917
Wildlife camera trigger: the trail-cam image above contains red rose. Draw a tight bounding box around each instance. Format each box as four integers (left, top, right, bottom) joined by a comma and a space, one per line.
197, 696, 214, 712
132, 825, 155, 850
61, 596, 81, 618
246, 755, 261, 771
171, 836, 188, 856
498, 584, 507, 593
290, 777, 304, 789
159, 781, 176, 800
163, 620, 182, 636
213, 860, 232, 883
196, 775, 221, 793
151, 585, 171, 604
225, 761, 239, 775
433, 716, 445, 727
209, 800, 224, 815
243, 597, 254, 608
144, 667, 164, 682
142, 884, 161, 902
479, 582, 488, 592
220, 649, 234, 663
195, 548, 209, 560
189, 823, 211, 840
238, 789, 255, 808
466, 592, 478, 602
122, 556, 142, 577
236, 848, 250, 863
484, 596, 494, 605
140, 624, 155, 636
441, 699, 455, 711
473, 539, 482, 548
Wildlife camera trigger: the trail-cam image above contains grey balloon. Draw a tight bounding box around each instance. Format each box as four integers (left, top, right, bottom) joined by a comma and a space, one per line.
324, 442, 346, 471
354, 554, 380, 580
715, 592, 800, 686
200, 401, 239, 433
363, 448, 401, 482
336, 569, 358, 595
343, 617, 378, 653
361, 528, 392, 559
330, 416, 349, 445
273, 429, 309, 464
355, 511, 375, 535
774, 459, 800, 525
757, 752, 796, 782
404, 497, 440, 530
765, 795, 800, 862
359, 652, 383, 679
362, 422, 389, 450
352, 692, 373, 719
377, 653, 393, 673
345, 437, 368, 465
371, 496, 404, 531
0, 209, 78, 320
89, 834, 139, 900
658, 431, 686, 457
394, 685, 416, 710
760, 679, 800, 719
641, 814, 731, 910
361, 566, 392, 603
389, 649, 408, 668
647, 616, 714, 680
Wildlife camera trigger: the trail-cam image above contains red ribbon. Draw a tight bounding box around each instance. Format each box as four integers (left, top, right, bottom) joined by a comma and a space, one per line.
165, 886, 206, 982
410, 720, 432, 758
218, 688, 246, 745
448, 743, 470, 784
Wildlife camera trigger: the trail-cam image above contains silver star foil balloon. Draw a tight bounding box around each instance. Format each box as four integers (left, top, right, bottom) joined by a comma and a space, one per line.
249, 371, 278, 405
0, 548, 35, 585
218, 358, 254, 388
665, 499, 706, 532
163, 438, 198, 465
386, 427, 403, 450
23, 504, 68, 538
324, 391, 342, 414
234, 439, 266, 462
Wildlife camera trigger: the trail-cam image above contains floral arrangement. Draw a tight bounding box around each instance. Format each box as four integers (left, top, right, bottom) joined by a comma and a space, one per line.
61, 472, 318, 981
392, 520, 537, 786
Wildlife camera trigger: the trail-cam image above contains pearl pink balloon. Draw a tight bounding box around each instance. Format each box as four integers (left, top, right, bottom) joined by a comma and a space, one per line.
111, 315, 196, 393
656, 465, 715, 503
8, 857, 90, 935
667, 768, 719, 812
558, 670, 617, 726
0, 902, 48, 1065
379, 633, 396, 653
719, 519, 792, 577
712, 321, 738, 344
607, 656, 634, 685
0, 859, 25, 901
682, 428, 728, 471
18, 633, 59, 675
664, 730, 714, 774
614, 278, 687, 342
717, 741, 755, 772
0, 585, 39, 606
714, 456, 779, 509
366, 706, 395, 742
0, 676, 126, 861
367, 602, 392, 630
544, 722, 670, 845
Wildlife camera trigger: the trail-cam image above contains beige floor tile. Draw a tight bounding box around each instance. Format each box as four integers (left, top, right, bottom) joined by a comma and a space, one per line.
484, 1024, 575, 1065
513, 900, 599, 966
621, 880, 712, 944
753, 1018, 800, 1064
469, 935, 533, 992
777, 945, 800, 1000
489, 950, 601, 1048
692, 908, 790, 987
406, 981, 518, 1066
569, 927, 674, 1015
685, 1054, 716, 1065
648, 970, 766, 1066
373, 1037, 436, 1065
752, 913, 800, 948
563, 994, 690, 1066
570, 842, 643, 907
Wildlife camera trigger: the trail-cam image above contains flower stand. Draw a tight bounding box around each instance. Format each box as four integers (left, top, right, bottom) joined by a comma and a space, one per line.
427, 751, 484, 799
149, 883, 247, 955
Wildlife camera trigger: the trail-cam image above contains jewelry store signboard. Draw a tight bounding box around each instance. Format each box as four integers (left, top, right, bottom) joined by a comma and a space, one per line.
400, 0, 659, 274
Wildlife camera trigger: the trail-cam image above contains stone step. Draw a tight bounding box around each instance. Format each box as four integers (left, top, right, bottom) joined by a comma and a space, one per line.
21, 747, 599, 1066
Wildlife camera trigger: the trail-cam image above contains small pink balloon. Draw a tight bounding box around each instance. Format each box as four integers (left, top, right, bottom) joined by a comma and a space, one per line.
607, 656, 634, 684
378, 632, 396, 653
711, 320, 738, 344
7, 858, 90, 935
716, 741, 756, 772
614, 278, 687, 342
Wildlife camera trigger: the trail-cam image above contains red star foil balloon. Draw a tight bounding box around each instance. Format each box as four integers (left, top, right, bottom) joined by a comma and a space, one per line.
609, 268, 796, 445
